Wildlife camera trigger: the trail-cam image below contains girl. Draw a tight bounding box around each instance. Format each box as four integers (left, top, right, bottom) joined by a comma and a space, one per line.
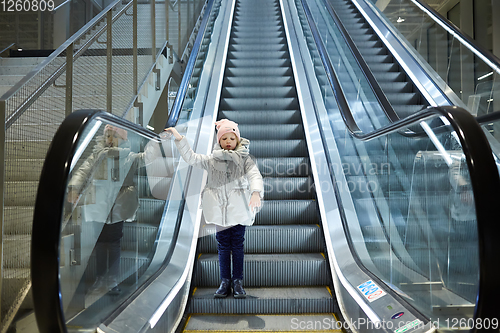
165, 119, 264, 298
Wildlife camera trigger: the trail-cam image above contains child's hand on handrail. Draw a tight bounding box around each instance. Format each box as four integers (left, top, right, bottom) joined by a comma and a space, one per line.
249, 192, 261, 213
163, 127, 183, 141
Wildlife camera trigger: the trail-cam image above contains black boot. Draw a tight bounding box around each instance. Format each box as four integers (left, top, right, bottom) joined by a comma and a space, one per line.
214, 278, 231, 298
232, 279, 246, 298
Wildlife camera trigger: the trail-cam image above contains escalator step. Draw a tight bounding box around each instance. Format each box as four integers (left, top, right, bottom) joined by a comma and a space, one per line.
184, 314, 342, 332
226, 58, 290, 68
222, 86, 295, 98
240, 124, 303, 140
220, 110, 300, 123
250, 140, 308, 157
197, 224, 324, 254
219, 97, 298, 110
256, 157, 311, 177
255, 200, 319, 225
229, 43, 286, 52
190, 287, 334, 314
194, 253, 329, 287
228, 50, 287, 59
264, 177, 314, 200
232, 31, 284, 39
225, 67, 292, 77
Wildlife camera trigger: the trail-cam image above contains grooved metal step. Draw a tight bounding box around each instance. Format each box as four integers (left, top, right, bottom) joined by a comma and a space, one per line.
190, 287, 334, 314
220, 110, 300, 123
240, 124, 304, 140
254, 199, 319, 225
256, 157, 311, 177
184, 314, 341, 332
198, 224, 324, 254
194, 253, 329, 287
263, 177, 314, 200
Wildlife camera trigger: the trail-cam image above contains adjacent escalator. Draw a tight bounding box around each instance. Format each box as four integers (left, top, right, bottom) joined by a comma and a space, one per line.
297, 0, 500, 328
327, 0, 429, 118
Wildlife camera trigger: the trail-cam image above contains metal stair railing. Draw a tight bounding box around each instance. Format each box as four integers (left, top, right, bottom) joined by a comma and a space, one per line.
0, 0, 207, 330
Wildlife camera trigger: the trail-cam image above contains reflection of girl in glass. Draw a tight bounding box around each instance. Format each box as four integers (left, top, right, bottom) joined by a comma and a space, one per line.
68, 125, 142, 295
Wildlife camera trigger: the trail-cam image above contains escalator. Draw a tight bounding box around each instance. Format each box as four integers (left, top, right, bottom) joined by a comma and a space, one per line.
296, 0, 500, 328
300, 0, 454, 306
183, 0, 337, 329
30, 0, 500, 332
327, 0, 428, 118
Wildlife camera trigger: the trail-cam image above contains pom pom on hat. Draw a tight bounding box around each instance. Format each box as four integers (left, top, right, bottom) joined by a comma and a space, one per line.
104, 124, 128, 141
215, 119, 240, 143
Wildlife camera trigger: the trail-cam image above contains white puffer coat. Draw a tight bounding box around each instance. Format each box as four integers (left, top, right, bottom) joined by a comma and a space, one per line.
175, 136, 264, 227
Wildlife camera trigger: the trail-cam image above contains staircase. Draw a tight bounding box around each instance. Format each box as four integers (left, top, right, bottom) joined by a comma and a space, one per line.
0, 1, 194, 328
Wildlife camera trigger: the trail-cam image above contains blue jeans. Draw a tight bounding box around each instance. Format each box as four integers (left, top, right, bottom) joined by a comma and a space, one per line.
216, 225, 246, 280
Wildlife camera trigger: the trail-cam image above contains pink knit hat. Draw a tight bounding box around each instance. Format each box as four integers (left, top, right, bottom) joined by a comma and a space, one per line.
104, 124, 128, 141
215, 119, 240, 143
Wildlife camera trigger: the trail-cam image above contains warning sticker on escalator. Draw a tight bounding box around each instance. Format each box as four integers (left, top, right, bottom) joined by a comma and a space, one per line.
357, 280, 387, 302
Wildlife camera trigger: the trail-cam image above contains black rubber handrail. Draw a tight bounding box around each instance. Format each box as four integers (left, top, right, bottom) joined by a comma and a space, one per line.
302, 0, 500, 328
166, 0, 215, 128
31, 110, 162, 333
320, 0, 401, 123
411, 0, 500, 74
302, 0, 423, 138
476, 111, 500, 125
402, 109, 500, 139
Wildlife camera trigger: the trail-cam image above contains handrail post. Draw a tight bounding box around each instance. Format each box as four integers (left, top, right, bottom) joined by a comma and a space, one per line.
151, 0, 156, 63
65, 43, 74, 116
107, 10, 113, 113
178, 0, 181, 57
133, 0, 138, 96
0, 100, 5, 318
187, 0, 190, 35
166, 0, 170, 46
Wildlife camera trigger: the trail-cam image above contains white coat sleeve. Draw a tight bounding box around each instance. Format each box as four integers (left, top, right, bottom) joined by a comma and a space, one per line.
245, 156, 264, 199
174, 136, 212, 170
68, 151, 101, 189
449, 155, 470, 191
